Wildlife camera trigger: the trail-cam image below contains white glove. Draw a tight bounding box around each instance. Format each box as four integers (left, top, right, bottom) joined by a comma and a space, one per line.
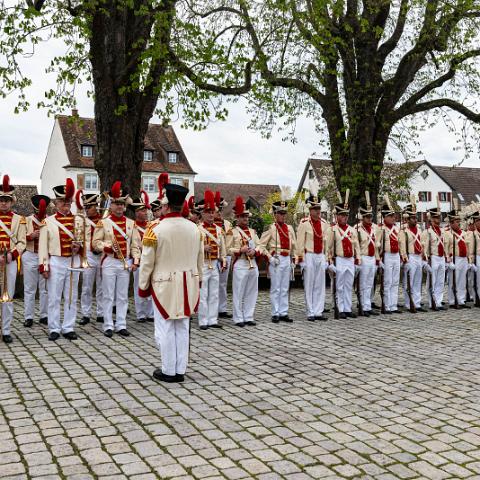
423, 262, 432, 274
378, 261, 384, 270
469, 263, 478, 272
354, 265, 361, 276
269, 256, 280, 266
403, 262, 411, 273
447, 262, 456, 271
328, 264, 337, 274
299, 261, 305, 270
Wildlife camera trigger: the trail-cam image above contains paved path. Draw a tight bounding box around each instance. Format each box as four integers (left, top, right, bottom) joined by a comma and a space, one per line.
1, 290, 480, 479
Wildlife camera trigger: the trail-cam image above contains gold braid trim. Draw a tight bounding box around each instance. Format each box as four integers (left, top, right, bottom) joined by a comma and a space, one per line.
142, 226, 157, 248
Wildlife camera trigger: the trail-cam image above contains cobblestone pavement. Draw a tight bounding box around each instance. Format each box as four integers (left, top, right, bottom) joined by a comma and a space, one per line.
1, 289, 480, 480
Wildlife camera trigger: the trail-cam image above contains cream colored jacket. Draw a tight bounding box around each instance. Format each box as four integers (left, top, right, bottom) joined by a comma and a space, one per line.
326, 224, 361, 262
25, 214, 44, 253
197, 223, 227, 264
138, 214, 204, 319
227, 226, 260, 262
0, 212, 26, 258
295, 217, 329, 260
356, 223, 379, 259
399, 225, 424, 260
258, 223, 296, 260
422, 226, 449, 258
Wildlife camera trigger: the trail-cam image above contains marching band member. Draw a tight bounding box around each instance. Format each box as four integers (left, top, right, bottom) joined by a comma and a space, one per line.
422, 205, 448, 310
92, 182, 141, 337
197, 190, 227, 330
76, 192, 104, 325
131, 192, 154, 323
259, 192, 296, 323
0, 175, 27, 343
38, 179, 85, 341
150, 199, 163, 220
376, 196, 401, 314
228, 197, 260, 327
466, 213, 476, 302
400, 199, 427, 312
446, 203, 471, 308
23, 194, 49, 328
139, 183, 203, 383
214, 192, 232, 319
356, 193, 379, 316
188, 197, 200, 225
326, 191, 361, 319
468, 209, 480, 305
295, 189, 329, 321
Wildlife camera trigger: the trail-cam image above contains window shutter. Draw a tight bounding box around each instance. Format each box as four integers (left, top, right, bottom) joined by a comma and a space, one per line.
427, 192, 432, 201
183, 179, 189, 189
77, 174, 85, 189
447, 192, 452, 202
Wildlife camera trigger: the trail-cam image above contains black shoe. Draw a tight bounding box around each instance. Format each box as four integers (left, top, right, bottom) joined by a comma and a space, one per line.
234, 322, 245, 327
117, 329, 130, 337
371, 303, 380, 310
24, 319, 33, 328
147, 317, 154, 322
416, 307, 428, 312
460, 304, 471, 309
63, 331, 78, 340
392, 310, 402, 314
96, 316, 104, 323
307, 316, 315, 322
152, 369, 178, 383
367, 310, 379, 316
2, 335, 12, 344
39, 317, 48, 325
210, 324, 223, 329
436, 306, 446, 311
137, 318, 147, 323
345, 312, 357, 318
48, 332, 60, 341
339, 313, 347, 319
104, 329, 113, 338
199, 325, 209, 330
279, 315, 292, 323
245, 321, 256, 326
315, 315, 327, 321
79, 316, 90, 326
362, 311, 370, 317
384, 311, 392, 315
272, 315, 280, 323
218, 312, 233, 319
175, 373, 185, 382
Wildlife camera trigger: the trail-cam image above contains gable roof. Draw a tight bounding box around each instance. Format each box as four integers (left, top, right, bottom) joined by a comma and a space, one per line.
433, 165, 480, 204
297, 158, 331, 192
56, 115, 195, 175
194, 182, 280, 217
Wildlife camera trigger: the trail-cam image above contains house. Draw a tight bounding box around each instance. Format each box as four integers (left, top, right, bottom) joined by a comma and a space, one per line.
40, 111, 196, 198
194, 182, 280, 218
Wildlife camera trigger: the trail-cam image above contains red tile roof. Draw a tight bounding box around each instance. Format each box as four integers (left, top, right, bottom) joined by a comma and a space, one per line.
57, 115, 195, 174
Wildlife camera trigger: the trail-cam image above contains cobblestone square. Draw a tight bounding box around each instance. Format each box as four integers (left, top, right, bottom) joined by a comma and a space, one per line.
1, 289, 480, 479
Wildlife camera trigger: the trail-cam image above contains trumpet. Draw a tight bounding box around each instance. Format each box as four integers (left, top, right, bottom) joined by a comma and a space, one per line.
206, 239, 214, 270
77, 215, 91, 269
242, 238, 255, 270
0, 245, 12, 303
112, 235, 130, 270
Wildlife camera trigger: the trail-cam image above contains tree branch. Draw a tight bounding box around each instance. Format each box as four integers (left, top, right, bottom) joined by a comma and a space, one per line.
401, 98, 480, 122
378, 0, 409, 62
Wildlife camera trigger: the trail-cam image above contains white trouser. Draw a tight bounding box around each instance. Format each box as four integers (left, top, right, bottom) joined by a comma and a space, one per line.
154, 308, 189, 376
133, 267, 153, 320
426, 256, 445, 307
467, 267, 475, 300
303, 252, 327, 317
102, 256, 130, 332
1, 261, 17, 335
383, 252, 400, 312
448, 256, 468, 305
359, 255, 376, 312
47, 256, 79, 334
269, 255, 291, 316
22, 250, 48, 320
335, 256, 355, 313
218, 255, 231, 313
232, 259, 258, 323
402, 254, 422, 309
198, 260, 220, 326
474, 255, 480, 301
81, 251, 103, 318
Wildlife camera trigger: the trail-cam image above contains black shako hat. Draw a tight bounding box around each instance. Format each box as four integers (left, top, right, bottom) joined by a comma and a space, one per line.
165, 184, 189, 207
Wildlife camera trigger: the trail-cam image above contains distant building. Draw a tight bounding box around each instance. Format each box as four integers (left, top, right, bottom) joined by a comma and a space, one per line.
13, 185, 38, 216
40, 112, 196, 197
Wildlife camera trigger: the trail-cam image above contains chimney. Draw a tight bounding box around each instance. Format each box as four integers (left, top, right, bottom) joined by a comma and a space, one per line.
72, 108, 79, 117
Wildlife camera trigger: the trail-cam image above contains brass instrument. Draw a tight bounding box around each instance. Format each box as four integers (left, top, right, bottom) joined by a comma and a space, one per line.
0, 245, 12, 303
68, 218, 88, 307
112, 234, 130, 270
242, 237, 255, 270
206, 236, 214, 270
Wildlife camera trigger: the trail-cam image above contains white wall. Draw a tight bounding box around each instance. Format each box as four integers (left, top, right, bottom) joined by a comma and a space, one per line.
299, 162, 330, 213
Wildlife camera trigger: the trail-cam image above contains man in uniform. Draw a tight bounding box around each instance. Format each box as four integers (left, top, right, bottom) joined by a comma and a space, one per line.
76, 191, 104, 325
39, 178, 84, 341
295, 189, 329, 321
355, 193, 379, 316
189, 197, 201, 225
214, 192, 232, 319
468, 209, 480, 306
446, 204, 471, 308
0, 175, 26, 343
196, 190, 227, 330
150, 199, 162, 220
422, 205, 448, 310
92, 182, 141, 337
326, 192, 361, 319
23, 193, 49, 328
399, 199, 427, 312
130, 193, 154, 323
377, 196, 402, 314
259, 195, 296, 322
228, 196, 260, 327
138, 183, 203, 383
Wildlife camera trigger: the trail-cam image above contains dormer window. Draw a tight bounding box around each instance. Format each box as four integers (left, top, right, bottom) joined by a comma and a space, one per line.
81, 145, 93, 157
143, 150, 154, 162
168, 152, 178, 163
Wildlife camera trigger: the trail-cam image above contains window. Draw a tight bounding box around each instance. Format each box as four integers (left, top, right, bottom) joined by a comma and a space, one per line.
168, 152, 178, 163
81, 145, 93, 157
84, 173, 98, 190
418, 191, 431, 202
438, 192, 451, 202
308, 169, 315, 180
142, 176, 156, 193
457, 193, 465, 202
170, 177, 183, 186
143, 150, 154, 162
420, 169, 429, 180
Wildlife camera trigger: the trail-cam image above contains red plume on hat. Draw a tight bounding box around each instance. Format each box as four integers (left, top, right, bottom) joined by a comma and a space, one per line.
188, 196, 195, 210
38, 199, 47, 220
158, 173, 169, 199
234, 196, 245, 215
2, 175, 10, 193
214, 191, 221, 207
65, 178, 75, 201
181, 200, 190, 218
75, 189, 83, 210
111, 181, 122, 199
204, 190, 215, 211
140, 189, 151, 209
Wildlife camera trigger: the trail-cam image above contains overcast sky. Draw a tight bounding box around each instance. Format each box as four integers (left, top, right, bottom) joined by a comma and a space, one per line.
0, 38, 477, 191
